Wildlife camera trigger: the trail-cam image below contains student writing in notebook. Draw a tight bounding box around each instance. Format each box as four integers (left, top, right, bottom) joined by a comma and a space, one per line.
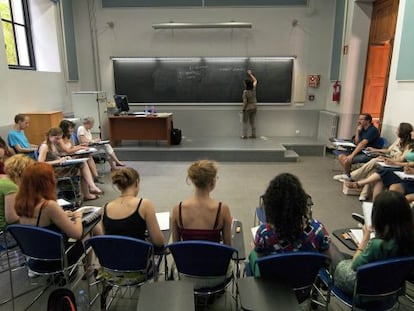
334, 190, 414, 295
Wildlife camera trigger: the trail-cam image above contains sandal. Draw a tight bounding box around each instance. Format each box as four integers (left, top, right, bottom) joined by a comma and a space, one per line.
90, 189, 104, 195
345, 181, 361, 189
84, 195, 99, 201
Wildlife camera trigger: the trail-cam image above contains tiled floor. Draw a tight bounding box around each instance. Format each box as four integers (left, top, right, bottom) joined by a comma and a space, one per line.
1, 156, 414, 310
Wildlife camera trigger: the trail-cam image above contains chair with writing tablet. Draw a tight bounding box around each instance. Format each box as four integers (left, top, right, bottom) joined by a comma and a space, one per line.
7, 224, 88, 310
318, 256, 414, 310
167, 240, 238, 308
85, 235, 155, 310
252, 252, 330, 307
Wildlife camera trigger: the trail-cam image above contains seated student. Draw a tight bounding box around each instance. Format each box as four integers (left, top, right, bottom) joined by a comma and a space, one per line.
99, 167, 163, 300
0, 155, 35, 231
249, 173, 331, 275
171, 160, 233, 288
38, 127, 103, 201
58, 120, 103, 184
15, 162, 85, 270
102, 167, 164, 246
0, 136, 15, 161
334, 190, 414, 295
7, 114, 37, 158
77, 117, 124, 171
345, 144, 414, 200
172, 160, 232, 245
338, 114, 382, 176
334, 122, 413, 201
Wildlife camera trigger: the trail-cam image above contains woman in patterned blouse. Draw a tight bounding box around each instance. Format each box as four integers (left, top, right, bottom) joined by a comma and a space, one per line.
249, 173, 331, 275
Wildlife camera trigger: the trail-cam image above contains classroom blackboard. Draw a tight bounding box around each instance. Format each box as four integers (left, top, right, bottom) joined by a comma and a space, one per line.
113, 57, 293, 103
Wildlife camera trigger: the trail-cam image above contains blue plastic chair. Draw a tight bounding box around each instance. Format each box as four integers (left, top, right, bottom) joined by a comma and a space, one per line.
7, 224, 87, 309
167, 240, 237, 306
253, 252, 330, 305
85, 235, 155, 310
319, 256, 414, 310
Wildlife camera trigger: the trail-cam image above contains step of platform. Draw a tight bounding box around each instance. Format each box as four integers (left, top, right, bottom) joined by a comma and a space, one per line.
112, 136, 325, 162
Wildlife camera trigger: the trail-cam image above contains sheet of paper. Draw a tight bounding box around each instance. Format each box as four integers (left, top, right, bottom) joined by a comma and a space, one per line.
394, 171, 414, 180
57, 198, 72, 206
63, 158, 89, 164
349, 228, 375, 245
74, 147, 97, 154
156, 212, 170, 231
376, 161, 401, 168
332, 141, 356, 148
362, 201, 373, 227
251, 226, 259, 239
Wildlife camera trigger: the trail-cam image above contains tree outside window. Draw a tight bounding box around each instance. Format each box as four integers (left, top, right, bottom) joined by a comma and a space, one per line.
0, 0, 35, 69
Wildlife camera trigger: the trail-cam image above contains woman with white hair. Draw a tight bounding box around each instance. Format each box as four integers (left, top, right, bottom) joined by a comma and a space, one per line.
77, 117, 124, 171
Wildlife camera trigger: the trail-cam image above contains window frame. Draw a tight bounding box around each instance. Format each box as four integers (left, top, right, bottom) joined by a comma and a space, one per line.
1, 0, 36, 70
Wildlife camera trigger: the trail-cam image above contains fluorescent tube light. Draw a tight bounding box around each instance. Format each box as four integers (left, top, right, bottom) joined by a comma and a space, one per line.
152, 22, 252, 29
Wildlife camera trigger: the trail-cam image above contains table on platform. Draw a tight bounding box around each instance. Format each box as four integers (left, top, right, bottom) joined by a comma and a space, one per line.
108, 113, 172, 146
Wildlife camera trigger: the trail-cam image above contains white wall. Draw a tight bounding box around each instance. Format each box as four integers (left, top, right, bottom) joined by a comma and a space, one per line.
71, 0, 336, 137
381, 0, 414, 141
0, 0, 68, 128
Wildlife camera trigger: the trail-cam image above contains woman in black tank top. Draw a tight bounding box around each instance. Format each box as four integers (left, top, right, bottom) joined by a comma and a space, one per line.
102, 167, 164, 248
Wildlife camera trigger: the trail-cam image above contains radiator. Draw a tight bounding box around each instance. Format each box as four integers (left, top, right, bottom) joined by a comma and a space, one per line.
317, 110, 339, 144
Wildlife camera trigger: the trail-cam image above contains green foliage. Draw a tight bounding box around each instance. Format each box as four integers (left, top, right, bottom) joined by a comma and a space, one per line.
1, 2, 18, 65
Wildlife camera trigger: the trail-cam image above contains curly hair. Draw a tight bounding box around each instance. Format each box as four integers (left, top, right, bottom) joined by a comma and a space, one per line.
4, 154, 35, 184
372, 190, 414, 256
187, 160, 217, 189
111, 167, 139, 191
263, 173, 309, 242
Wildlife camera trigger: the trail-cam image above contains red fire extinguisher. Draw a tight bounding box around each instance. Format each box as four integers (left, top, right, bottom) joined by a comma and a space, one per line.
332, 81, 341, 102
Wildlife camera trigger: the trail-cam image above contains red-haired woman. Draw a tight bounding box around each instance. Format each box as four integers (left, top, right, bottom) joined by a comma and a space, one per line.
15, 162, 85, 272
15, 162, 84, 239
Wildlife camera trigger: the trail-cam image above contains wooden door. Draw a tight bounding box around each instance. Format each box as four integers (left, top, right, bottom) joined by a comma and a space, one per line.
360, 42, 391, 127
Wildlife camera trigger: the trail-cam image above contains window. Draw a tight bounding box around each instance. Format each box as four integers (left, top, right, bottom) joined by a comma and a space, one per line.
0, 0, 35, 69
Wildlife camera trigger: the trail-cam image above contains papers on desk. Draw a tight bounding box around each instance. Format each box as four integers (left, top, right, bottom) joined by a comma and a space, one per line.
332, 141, 356, 148
394, 171, 414, 181
376, 161, 401, 168
62, 158, 89, 165
89, 140, 110, 146
57, 198, 72, 207
156, 212, 170, 231
74, 147, 97, 155
349, 229, 375, 245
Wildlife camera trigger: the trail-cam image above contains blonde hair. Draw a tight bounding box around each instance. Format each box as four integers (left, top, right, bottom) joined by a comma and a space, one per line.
187, 160, 218, 189
4, 154, 36, 184
111, 167, 139, 191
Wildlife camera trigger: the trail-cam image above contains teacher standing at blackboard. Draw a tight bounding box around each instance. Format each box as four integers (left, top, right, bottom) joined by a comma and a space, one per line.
241, 70, 258, 139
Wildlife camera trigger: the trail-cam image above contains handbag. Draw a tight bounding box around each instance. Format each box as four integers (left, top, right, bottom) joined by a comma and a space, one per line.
171, 121, 182, 145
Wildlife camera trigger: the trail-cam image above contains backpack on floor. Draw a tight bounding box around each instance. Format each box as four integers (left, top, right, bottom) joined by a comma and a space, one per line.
171, 121, 182, 145
47, 288, 77, 311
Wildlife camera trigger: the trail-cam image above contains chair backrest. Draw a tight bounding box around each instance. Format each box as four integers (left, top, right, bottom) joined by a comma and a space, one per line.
167, 240, 236, 277
71, 133, 80, 146
353, 256, 414, 308
378, 136, 388, 148
85, 235, 153, 272
7, 224, 64, 261
256, 252, 329, 291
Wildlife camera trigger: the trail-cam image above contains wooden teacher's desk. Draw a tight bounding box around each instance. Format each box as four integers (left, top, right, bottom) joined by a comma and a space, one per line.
108, 113, 172, 146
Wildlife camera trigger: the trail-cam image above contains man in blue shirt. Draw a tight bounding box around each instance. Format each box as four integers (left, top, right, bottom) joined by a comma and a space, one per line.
338, 113, 381, 175
7, 114, 38, 159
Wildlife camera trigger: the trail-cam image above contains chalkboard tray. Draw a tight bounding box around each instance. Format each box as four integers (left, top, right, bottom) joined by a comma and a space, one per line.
113, 57, 293, 104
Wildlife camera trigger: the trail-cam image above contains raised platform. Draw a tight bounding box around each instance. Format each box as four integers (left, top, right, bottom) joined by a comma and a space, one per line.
113, 136, 326, 162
